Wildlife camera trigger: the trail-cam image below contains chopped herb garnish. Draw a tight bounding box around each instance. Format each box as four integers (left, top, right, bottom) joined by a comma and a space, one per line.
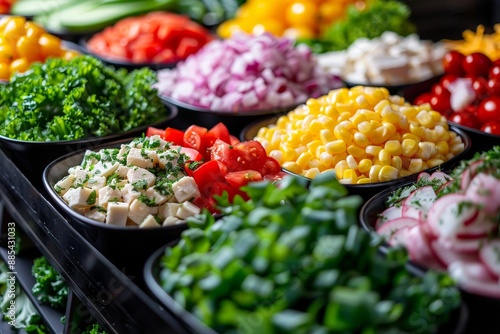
86, 190, 97, 205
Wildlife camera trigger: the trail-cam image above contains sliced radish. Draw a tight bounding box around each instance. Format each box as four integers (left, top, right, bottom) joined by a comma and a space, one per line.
455, 212, 496, 239
375, 205, 403, 229
479, 239, 500, 279
402, 204, 422, 220
440, 237, 482, 254
405, 225, 443, 270
418, 172, 430, 181
426, 194, 479, 239
449, 261, 500, 298
465, 173, 500, 214
460, 168, 471, 191
376, 217, 419, 241
403, 185, 437, 215
430, 239, 477, 268
388, 226, 411, 247
429, 171, 451, 183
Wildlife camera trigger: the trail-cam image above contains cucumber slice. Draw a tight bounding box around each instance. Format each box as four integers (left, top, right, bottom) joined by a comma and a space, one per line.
10, 0, 81, 17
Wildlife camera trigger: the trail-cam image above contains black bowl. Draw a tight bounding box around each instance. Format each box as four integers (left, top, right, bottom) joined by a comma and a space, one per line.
343, 74, 443, 96
241, 116, 471, 201
80, 36, 178, 71
161, 95, 299, 137
143, 244, 216, 334
0, 105, 177, 187
42, 137, 187, 279
360, 180, 500, 334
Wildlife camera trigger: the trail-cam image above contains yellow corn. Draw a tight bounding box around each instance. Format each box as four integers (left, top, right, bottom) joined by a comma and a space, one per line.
427, 158, 444, 168
380, 105, 401, 124
400, 106, 418, 119
365, 145, 383, 156
296, 151, 315, 170
323, 105, 339, 119
357, 121, 372, 134
319, 151, 334, 169
409, 122, 426, 139
415, 110, 434, 127
282, 146, 296, 161
306, 98, 322, 114
346, 155, 358, 170
357, 177, 372, 184
347, 145, 365, 158
350, 113, 367, 128
384, 140, 402, 156
319, 129, 335, 145
402, 133, 421, 143
358, 159, 373, 174
276, 115, 289, 128
398, 169, 412, 178
295, 146, 307, 157
408, 158, 424, 174
304, 168, 321, 179
307, 139, 322, 153
379, 165, 399, 182
353, 131, 370, 148
378, 149, 392, 165
370, 126, 390, 145
424, 128, 438, 143
331, 152, 348, 169
282, 161, 302, 174
335, 160, 348, 180
325, 140, 347, 155
342, 169, 358, 184
401, 138, 418, 157
451, 143, 465, 155
436, 141, 449, 155
355, 94, 369, 108
417, 141, 437, 160
334, 126, 353, 143
391, 156, 403, 170
369, 164, 383, 182
269, 150, 284, 164
374, 99, 391, 113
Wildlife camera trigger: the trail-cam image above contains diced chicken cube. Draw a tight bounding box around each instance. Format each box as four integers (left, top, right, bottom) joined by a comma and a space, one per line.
172, 177, 200, 202
106, 202, 129, 226
62, 187, 94, 209
127, 167, 156, 190
54, 174, 75, 195
158, 202, 181, 219
175, 201, 201, 219
128, 199, 158, 225
140, 214, 160, 228
127, 147, 157, 169
98, 186, 122, 207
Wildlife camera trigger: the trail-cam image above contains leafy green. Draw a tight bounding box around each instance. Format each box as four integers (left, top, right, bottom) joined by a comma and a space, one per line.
0, 55, 168, 141
82, 322, 108, 334
160, 171, 460, 333
31, 256, 68, 310
304, 0, 416, 52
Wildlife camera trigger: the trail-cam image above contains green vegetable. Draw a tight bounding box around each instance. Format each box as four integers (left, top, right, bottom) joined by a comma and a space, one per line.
31, 257, 68, 310
159, 171, 460, 333
0, 55, 168, 141
303, 0, 416, 53
10, 0, 81, 17
82, 322, 108, 334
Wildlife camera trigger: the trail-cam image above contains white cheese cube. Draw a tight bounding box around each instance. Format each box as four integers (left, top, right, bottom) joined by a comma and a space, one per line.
87, 175, 106, 190
98, 186, 122, 207
117, 144, 130, 162
127, 147, 157, 169
172, 177, 200, 202
163, 216, 182, 226
74, 169, 89, 186
157, 149, 181, 170
84, 208, 106, 222
140, 214, 160, 228
147, 135, 169, 150
121, 184, 141, 204
95, 162, 119, 177
54, 174, 75, 196
106, 202, 129, 226
127, 167, 156, 190
128, 199, 158, 225
175, 201, 201, 219
62, 187, 94, 209
158, 202, 181, 218
145, 187, 170, 206
116, 165, 129, 178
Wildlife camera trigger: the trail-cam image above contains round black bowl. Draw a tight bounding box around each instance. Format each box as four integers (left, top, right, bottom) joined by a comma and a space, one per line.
360, 180, 500, 334
241, 116, 471, 201
161, 95, 299, 137
0, 105, 177, 186
42, 137, 187, 278
80, 36, 178, 71
343, 74, 443, 96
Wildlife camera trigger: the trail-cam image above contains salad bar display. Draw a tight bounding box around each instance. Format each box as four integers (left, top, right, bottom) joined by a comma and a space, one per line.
0, 1, 499, 333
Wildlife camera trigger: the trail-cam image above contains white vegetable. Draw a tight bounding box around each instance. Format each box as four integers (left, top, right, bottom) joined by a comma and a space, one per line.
106, 202, 129, 226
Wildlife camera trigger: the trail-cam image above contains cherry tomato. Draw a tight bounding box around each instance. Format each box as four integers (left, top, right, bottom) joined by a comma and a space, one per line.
487, 78, 500, 96
489, 64, 500, 81
431, 83, 448, 96
477, 96, 500, 124
414, 92, 432, 105
183, 125, 207, 151
225, 170, 263, 189
462, 52, 493, 78
145, 126, 165, 138
439, 74, 458, 90
472, 77, 488, 100
205, 122, 231, 148
430, 92, 451, 113
448, 111, 480, 129
442, 50, 465, 76
480, 120, 500, 135
163, 127, 185, 146
192, 160, 227, 189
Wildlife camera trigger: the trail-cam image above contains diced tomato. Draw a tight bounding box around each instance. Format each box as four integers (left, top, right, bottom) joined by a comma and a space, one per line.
229, 135, 240, 145
164, 127, 185, 146
225, 170, 263, 189
193, 196, 218, 214
258, 157, 282, 175
211, 139, 241, 171
178, 147, 203, 162
184, 125, 207, 151
205, 122, 231, 147
233, 140, 268, 172
263, 171, 287, 182
176, 37, 201, 59
192, 160, 227, 189
145, 126, 165, 138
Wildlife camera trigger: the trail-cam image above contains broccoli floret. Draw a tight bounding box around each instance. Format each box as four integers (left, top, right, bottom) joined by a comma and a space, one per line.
32, 257, 68, 310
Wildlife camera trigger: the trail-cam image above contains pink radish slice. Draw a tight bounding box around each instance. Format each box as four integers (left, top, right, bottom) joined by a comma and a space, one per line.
402, 205, 422, 220
430, 239, 478, 268
454, 213, 496, 239
460, 168, 471, 191
376, 217, 419, 241
479, 239, 500, 279
375, 205, 403, 229
405, 225, 443, 271
465, 173, 500, 214
426, 194, 479, 239
449, 261, 500, 298
418, 172, 431, 181
429, 171, 451, 183
403, 185, 437, 214
388, 226, 411, 247
440, 237, 482, 254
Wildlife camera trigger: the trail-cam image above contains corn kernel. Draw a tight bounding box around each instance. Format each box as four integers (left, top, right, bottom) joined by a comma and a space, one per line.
304, 168, 321, 179
283, 146, 296, 161
296, 151, 315, 169
353, 131, 370, 148
347, 145, 365, 158
436, 141, 449, 155
307, 140, 322, 153
337, 101, 355, 113
427, 158, 444, 168
276, 115, 289, 128
295, 146, 307, 156
364, 87, 389, 105
342, 169, 358, 184
358, 159, 373, 174
400, 106, 418, 119
350, 113, 367, 127
331, 152, 348, 168
270, 150, 284, 164
319, 151, 334, 168
374, 99, 391, 114
300, 132, 313, 145
401, 138, 418, 157
366, 145, 383, 156
380, 105, 401, 124
357, 121, 372, 134
370, 126, 390, 145
378, 149, 392, 165
282, 161, 302, 174
325, 140, 347, 155
315, 145, 326, 157
451, 143, 465, 155
319, 129, 335, 145
355, 94, 369, 108
384, 140, 402, 156
398, 169, 412, 178
335, 160, 348, 179
388, 132, 402, 142
334, 126, 353, 143
323, 105, 339, 119
409, 122, 426, 139
308, 159, 322, 169
309, 119, 323, 134
408, 158, 424, 174
369, 164, 383, 182
391, 156, 403, 170
415, 110, 434, 127
417, 141, 437, 160
359, 109, 379, 121
379, 165, 399, 182
346, 155, 359, 170
306, 98, 322, 113
318, 115, 335, 130
402, 133, 421, 143
357, 177, 372, 184
429, 111, 442, 122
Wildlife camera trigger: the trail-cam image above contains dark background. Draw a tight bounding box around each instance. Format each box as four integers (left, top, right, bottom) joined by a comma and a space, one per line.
402, 0, 500, 41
